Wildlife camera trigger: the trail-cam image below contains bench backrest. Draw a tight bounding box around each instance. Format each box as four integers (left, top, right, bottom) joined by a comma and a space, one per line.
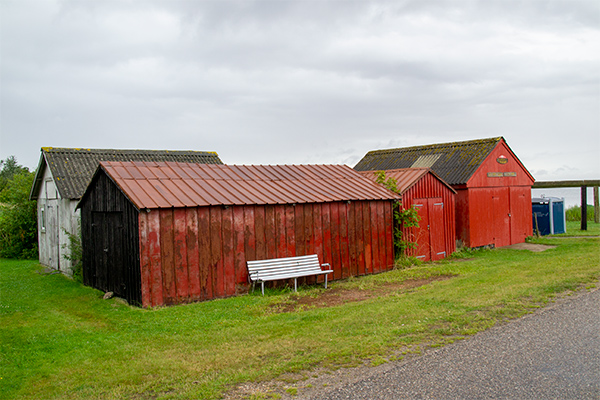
247, 254, 326, 282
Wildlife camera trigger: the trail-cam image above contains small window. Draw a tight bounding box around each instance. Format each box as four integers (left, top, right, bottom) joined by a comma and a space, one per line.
40, 206, 46, 232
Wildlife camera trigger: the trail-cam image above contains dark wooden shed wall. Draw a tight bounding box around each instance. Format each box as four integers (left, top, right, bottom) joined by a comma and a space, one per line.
80, 172, 142, 305
400, 173, 456, 260
138, 200, 395, 307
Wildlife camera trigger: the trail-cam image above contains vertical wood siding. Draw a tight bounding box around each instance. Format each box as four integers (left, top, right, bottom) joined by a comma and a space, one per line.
400, 173, 456, 260
80, 172, 142, 306
139, 200, 395, 307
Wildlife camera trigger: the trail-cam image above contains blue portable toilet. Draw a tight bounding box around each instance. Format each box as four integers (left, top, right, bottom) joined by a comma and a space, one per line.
532, 197, 566, 235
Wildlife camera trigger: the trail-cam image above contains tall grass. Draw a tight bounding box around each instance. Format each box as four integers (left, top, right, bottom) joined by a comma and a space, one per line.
566, 205, 596, 221
1, 237, 599, 399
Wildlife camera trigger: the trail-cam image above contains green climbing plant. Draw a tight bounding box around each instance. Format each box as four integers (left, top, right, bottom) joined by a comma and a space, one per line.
374, 171, 421, 258
62, 226, 83, 282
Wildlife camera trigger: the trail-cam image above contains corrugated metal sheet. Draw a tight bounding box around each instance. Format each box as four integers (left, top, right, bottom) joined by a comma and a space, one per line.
358, 168, 456, 195
97, 162, 401, 209
354, 137, 503, 185
30, 147, 223, 200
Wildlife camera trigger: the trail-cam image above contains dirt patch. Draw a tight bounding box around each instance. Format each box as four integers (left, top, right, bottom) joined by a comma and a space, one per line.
270, 275, 455, 313
501, 243, 556, 252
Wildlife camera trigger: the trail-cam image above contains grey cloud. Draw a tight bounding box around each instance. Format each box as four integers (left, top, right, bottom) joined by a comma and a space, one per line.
1, 0, 598, 179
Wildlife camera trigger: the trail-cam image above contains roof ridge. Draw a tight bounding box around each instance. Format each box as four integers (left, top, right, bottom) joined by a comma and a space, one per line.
367, 137, 503, 155
41, 147, 217, 154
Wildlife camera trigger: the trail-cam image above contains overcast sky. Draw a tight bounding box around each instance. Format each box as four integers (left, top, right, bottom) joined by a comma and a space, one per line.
1, 0, 599, 181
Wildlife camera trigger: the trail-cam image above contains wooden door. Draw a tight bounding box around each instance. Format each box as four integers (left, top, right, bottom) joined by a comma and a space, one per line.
413, 199, 431, 261
510, 187, 532, 244
92, 211, 124, 295
428, 198, 446, 261
492, 189, 511, 247
412, 198, 446, 261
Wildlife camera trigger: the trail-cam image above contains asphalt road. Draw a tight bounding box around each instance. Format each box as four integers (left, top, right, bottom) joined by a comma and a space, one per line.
305, 288, 600, 400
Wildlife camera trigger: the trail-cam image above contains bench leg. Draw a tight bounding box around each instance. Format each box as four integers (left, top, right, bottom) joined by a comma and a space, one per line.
294, 278, 297, 292
261, 282, 265, 296
325, 274, 328, 289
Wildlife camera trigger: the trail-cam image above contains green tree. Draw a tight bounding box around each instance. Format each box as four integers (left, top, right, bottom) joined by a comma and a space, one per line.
0, 155, 29, 194
0, 157, 38, 259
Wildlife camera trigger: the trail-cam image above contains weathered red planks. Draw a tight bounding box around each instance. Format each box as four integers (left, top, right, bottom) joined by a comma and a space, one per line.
159, 209, 176, 304
221, 207, 235, 296
197, 207, 212, 300
173, 208, 189, 302
254, 206, 267, 261
138, 211, 151, 307
185, 208, 200, 300
295, 204, 305, 256
354, 203, 366, 276
138, 200, 396, 306
210, 208, 224, 297
348, 202, 357, 277
339, 203, 350, 279
330, 202, 342, 280
233, 206, 246, 291
275, 205, 287, 258
362, 201, 373, 274
264, 205, 277, 259
285, 205, 295, 257
147, 211, 163, 306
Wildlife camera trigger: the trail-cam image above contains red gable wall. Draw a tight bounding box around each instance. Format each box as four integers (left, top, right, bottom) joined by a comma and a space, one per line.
455, 139, 534, 248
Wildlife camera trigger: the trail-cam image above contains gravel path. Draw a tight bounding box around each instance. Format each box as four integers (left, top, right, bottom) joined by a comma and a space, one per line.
303, 288, 600, 400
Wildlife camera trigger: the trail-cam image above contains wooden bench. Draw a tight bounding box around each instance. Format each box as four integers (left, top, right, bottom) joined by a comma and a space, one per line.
247, 254, 333, 295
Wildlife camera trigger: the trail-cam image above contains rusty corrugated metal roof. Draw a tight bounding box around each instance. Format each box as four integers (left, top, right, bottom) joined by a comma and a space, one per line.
354, 137, 503, 185
96, 162, 401, 209
30, 147, 223, 200
358, 168, 456, 194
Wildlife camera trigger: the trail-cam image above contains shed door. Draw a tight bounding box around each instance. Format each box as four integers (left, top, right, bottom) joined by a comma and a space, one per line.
413, 200, 430, 261
510, 187, 532, 242
414, 198, 446, 261
92, 211, 125, 296
429, 199, 446, 261
491, 189, 511, 247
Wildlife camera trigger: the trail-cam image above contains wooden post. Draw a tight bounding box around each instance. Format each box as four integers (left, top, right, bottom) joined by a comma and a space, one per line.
594, 187, 599, 224
581, 186, 587, 231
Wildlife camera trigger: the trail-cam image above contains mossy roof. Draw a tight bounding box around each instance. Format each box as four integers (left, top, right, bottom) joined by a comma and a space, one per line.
30, 147, 223, 200
354, 137, 503, 186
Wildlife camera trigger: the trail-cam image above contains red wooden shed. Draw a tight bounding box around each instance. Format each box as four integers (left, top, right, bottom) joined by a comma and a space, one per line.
78, 161, 400, 307
354, 137, 535, 249
359, 168, 456, 261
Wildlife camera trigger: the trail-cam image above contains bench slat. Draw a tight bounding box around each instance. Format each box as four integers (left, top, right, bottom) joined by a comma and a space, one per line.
247, 254, 332, 294
248, 262, 322, 273
247, 254, 317, 264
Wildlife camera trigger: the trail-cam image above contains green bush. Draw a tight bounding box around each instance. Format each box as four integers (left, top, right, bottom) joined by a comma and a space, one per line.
566, 205, 595, 222
0, 157, 38, 259
62, 226, 83, 282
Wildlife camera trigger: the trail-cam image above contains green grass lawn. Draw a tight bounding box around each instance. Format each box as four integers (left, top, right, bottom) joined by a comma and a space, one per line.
1, 236, 599, 399
561, 220, 600, 236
